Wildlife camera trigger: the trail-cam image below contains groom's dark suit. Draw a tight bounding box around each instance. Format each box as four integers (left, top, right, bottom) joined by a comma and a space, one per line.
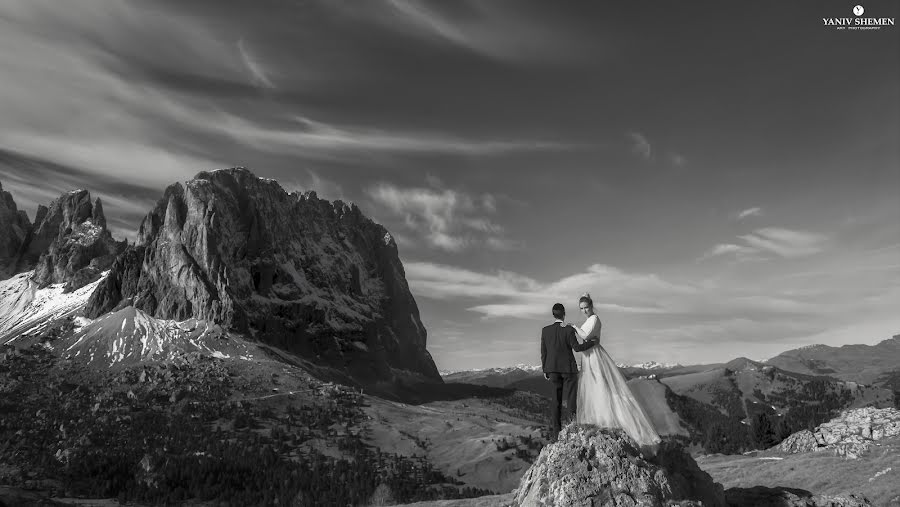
541, 321, 596, 439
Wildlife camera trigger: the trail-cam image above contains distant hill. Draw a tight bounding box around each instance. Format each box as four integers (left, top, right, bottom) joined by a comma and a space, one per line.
765, 335, 900, 385
442, 364, 542, 388
661, 357, 892, 420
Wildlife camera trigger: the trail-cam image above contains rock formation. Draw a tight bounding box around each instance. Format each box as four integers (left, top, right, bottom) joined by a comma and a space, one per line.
19, 190, 125, 291
85, 168, 440, 383
0, 180, 31, 279
514, 424, 725, 507
777, 407, 900, 459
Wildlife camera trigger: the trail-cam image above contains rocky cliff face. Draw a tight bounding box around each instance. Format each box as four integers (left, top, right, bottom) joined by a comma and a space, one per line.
515, 425, 725, 507
19, 190, 125, 291
0, 180, 31, 279
86, 168, 440, 383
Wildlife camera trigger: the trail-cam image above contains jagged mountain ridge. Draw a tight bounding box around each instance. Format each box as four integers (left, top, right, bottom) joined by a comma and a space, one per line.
83, 168, 439, 383
0, 185, 124, 291
0, 180, 32, 278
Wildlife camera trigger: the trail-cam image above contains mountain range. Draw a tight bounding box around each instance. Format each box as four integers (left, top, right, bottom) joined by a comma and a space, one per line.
1, 168, 440, 389
1, 170, 898, 505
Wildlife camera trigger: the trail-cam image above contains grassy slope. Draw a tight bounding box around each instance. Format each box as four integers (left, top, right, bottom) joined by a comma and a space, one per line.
697, 437, 900, 505
364, 396, 546, 493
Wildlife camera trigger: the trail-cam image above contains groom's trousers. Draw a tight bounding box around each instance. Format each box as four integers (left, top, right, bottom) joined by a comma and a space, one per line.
548, 372, 578, 439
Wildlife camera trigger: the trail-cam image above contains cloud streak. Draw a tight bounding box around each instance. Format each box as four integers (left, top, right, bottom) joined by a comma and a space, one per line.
737, 207, 762, 220
627, 131, 652, 160
702, 227, 828, 261
739, 228, 828, 258
237, 38, 275, 89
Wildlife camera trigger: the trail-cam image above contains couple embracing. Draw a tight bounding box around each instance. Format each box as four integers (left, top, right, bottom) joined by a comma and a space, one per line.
540, 293, 661, 454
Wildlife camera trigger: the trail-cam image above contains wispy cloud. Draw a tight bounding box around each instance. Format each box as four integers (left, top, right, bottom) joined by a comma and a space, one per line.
627, 131, 652, 160
737, 207, 762, 220
738, 228, 828, 258
369, 0, 587, 64
406, 261, 694, 318
702, 227, 828, 261
237, 38, 275, 89
367, 183, 515, 252
699, 243, 762, 261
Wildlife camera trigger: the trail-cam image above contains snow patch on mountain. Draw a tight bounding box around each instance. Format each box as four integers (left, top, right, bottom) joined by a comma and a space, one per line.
60, 306, 253, 367
627, 361, 684, 370
0, 270, 107, 343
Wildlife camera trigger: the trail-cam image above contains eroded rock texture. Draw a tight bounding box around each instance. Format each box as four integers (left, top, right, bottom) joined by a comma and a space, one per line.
25, 191, 125, 291
2, 184, 124, 290
514, 424, 725, 507
86, 168, 440, 383
777, 407, 900, 459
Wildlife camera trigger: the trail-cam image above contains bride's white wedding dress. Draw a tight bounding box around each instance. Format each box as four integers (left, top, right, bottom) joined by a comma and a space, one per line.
575, 315, 662, 452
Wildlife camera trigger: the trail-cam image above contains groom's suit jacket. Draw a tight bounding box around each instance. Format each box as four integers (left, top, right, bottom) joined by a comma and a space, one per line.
541, 322, 595, 374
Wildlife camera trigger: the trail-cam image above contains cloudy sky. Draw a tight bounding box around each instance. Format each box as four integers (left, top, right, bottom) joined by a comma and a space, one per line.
1, 0, 898, 370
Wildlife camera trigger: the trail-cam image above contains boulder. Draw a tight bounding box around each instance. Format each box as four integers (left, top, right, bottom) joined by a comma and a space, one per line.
514, 424, 725, 507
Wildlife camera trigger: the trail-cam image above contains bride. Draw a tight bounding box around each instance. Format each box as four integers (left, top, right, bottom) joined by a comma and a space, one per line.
569, 293, 661, 454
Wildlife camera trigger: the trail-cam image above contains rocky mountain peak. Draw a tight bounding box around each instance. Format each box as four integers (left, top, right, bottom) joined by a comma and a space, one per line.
87, 168, 440, 384
91, 197, 106, 229
27, 189, 125, 291
0, 180, 32, 279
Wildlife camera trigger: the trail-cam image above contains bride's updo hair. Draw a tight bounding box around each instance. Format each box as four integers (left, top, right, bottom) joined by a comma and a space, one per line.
579, 292, 593, 308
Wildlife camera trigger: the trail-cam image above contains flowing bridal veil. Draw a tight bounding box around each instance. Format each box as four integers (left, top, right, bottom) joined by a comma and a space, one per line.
575, 314, 662, 453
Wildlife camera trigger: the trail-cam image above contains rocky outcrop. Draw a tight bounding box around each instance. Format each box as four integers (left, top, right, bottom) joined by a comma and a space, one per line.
21, 190, 125, 291
777, 407, 900, 459
85, 168, 440, 383
0, 180, 31, 279
724, 486, 872, 507
776, 430, 819, 454
514, 424, 725, 507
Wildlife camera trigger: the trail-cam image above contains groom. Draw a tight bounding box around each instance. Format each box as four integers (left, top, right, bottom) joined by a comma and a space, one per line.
541, 303, 598, 440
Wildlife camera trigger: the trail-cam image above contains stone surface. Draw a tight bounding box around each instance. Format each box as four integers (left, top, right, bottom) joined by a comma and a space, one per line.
85, 168, 440, 384
514, 424, 725, 507
23, 190, 125, 291
777, 430, 819, 454
724, 486, 872, 507
0, 180, 31, 279
776, 407, 900, 460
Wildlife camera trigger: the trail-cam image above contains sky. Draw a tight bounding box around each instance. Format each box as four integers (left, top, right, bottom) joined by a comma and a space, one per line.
0, 0, 898, 371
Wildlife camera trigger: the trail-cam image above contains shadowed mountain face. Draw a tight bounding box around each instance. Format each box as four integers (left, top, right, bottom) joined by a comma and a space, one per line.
0, 181, 31, 278
766, 336, 900, 385
85, 168, 440, 384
